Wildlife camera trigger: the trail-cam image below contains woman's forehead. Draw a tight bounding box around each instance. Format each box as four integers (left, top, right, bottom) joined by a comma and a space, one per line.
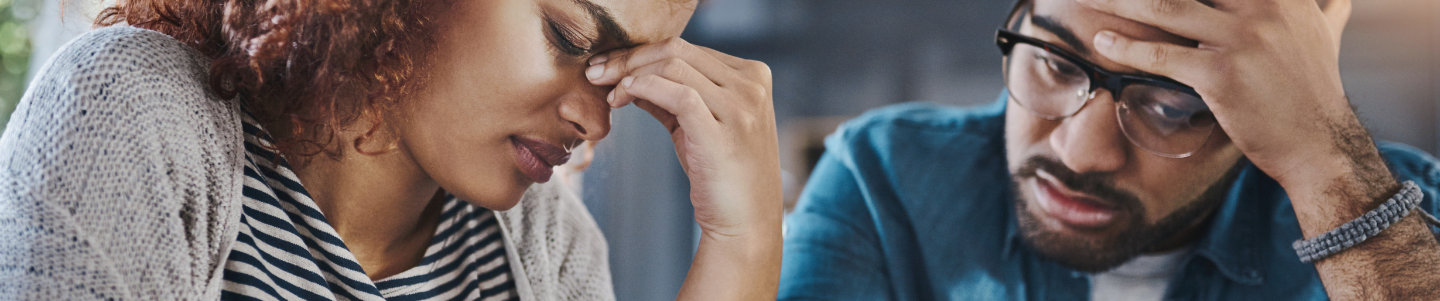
591, 0, 697, 44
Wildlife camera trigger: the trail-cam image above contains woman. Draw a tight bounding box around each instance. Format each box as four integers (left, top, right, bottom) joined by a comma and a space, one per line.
0, 0, 781, 299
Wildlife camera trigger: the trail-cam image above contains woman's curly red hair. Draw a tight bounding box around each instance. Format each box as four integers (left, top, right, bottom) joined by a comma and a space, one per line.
96, 0, 446, 160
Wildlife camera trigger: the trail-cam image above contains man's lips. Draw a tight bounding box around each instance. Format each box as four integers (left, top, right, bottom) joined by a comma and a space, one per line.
1030, 172, 1122, 230
511, 136, 572, 183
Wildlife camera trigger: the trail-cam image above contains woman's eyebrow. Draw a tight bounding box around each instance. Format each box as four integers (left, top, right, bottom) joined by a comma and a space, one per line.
570, 0, 638, 48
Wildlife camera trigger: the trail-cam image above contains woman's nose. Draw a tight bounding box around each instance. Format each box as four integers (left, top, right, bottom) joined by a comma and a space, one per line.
558, 84, 613, 142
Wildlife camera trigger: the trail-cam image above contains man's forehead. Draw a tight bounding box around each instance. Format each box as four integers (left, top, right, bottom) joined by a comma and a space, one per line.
1028, 0, 1197, 59
591, 0, 697, 44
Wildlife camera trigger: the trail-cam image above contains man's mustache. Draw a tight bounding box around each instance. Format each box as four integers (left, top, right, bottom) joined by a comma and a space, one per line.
1013, 156, 1142, 211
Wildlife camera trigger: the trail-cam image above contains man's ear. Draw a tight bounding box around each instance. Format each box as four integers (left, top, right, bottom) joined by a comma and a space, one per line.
1320, 0, 1351, 48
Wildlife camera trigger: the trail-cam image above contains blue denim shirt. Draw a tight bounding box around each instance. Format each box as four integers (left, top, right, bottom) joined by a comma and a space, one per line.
778, 93, 1440, 300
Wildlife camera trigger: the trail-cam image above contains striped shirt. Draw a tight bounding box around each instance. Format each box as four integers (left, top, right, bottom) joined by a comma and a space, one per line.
222, 109, 519, 301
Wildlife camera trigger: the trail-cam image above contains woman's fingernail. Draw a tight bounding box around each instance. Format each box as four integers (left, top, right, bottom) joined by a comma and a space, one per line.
621, 76, 634, 88
586, 64, 605, 81
589, 54, 609, 66
1094, 31, 1116, 48
607, 90, 616, 105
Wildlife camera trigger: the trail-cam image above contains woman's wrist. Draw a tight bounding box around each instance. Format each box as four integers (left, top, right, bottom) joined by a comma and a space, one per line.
680, 228, 781, 301
699, 223, 782, 255
692, 182, 784, 240
680, 195, 782, 301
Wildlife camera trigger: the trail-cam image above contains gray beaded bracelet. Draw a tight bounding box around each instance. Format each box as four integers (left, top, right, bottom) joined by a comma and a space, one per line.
1293, 181, 1427, 263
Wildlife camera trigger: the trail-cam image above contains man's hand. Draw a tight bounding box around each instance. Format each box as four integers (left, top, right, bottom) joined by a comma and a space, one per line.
1074, 0, 1440, 299
1077, 0, 1354, 193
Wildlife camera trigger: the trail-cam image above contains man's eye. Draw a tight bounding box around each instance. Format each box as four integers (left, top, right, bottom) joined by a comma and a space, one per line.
1148, 103, 1191, 121
1032, 54, 1078, 74
1033, 54, 1084, 82
1046, 59, 1081, 76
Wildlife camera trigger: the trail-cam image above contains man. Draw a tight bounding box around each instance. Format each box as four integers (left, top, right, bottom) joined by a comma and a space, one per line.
778, 0, 1440, 300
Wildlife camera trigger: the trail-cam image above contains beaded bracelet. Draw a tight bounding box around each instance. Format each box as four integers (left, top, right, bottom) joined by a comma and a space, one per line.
1292, 181, 1434, 263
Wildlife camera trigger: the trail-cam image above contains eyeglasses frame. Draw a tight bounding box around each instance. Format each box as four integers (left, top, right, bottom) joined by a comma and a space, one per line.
995, 28, 1217, 158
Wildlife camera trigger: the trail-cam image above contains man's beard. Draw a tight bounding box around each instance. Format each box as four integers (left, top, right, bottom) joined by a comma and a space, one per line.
1011, 156, 1242, 272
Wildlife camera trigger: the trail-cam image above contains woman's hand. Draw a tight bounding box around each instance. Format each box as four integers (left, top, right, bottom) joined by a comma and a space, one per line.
585, 37, 782, 300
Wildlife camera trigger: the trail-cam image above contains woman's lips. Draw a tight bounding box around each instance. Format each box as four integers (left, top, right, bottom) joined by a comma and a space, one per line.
510, 136, 572, 183
1030, 175, 1121, 230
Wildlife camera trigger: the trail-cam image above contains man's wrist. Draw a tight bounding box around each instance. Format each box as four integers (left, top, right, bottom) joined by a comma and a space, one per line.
1281, 157, 1401, 239
1262, 107, 1404, 238
1294, 181, 1423, 263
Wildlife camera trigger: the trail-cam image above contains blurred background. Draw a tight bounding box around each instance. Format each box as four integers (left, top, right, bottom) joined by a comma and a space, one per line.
2, 0, 1437, 300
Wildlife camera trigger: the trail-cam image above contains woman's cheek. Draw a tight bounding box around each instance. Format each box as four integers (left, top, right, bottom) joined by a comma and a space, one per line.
425, 139, 532, 211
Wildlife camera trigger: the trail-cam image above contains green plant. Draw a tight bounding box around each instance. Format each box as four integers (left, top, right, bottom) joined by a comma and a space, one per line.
0, 0, 35, 133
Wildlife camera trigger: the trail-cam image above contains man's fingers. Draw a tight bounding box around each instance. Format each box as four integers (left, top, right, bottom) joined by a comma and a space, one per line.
1093, 31, 1212, 87
1075, 0, 1235, 41
585, 38, 737, 86
1320, 0, 1351, 48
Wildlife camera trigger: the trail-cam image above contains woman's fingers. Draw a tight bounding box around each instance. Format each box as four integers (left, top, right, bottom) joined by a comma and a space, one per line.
607, 57, 734, 115
586, 37, 739, 87
631, 99, 680, 134
693, 45, 747, 69
607, 77, 637, 108
695, 45, 775, 106
618, 74, 720, 135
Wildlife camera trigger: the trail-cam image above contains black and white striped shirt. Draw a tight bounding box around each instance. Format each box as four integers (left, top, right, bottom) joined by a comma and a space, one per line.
222, 109, 519, 301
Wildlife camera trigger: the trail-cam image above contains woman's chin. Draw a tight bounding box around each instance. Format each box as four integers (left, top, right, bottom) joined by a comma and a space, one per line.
487, 191, 527, 211
450, 183, 530, 211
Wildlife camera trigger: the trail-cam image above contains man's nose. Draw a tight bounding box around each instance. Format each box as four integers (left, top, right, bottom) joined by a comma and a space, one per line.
1048, 91, 1129, 174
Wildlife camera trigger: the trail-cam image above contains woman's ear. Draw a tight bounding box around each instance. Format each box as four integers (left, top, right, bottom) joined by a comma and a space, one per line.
353, 108, 403, 156
1320, 0, 1351, 49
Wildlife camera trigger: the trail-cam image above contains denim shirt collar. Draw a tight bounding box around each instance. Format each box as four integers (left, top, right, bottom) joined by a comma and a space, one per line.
1188, 164, 1271, 285
995, 90, 1268, 285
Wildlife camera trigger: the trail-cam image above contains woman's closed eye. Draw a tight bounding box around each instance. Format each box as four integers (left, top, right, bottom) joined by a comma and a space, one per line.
545, 15, 597, 57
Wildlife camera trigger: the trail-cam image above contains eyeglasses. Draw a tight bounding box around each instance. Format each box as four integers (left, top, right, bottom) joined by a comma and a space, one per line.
996, 29, 1217, 158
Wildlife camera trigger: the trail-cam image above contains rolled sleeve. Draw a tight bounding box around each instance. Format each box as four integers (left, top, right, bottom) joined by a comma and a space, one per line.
780, 152, 893, 300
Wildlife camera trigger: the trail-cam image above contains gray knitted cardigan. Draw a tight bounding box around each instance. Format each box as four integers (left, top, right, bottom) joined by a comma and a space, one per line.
0, 26, 615, 300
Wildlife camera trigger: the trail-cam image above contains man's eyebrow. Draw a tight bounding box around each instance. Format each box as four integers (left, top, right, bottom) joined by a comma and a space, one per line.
571, 0, 638, 48
1031, 15, 1090, 56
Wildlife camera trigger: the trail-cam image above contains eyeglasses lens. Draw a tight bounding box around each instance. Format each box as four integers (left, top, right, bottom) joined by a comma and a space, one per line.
1004, 43, 1090, 119
1116, 84, 1216, 157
